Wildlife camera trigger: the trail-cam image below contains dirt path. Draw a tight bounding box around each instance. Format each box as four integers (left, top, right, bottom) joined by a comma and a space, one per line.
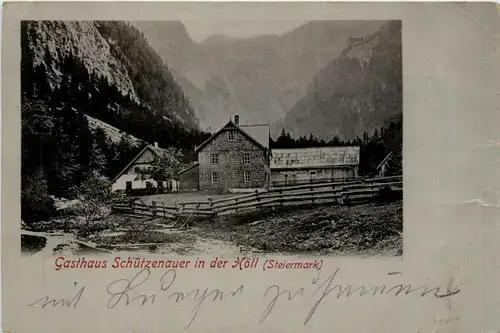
21, 228, 252, 257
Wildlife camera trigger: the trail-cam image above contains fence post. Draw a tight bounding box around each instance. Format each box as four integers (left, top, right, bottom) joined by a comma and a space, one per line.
152, 200, 157, 219
208, 197, 214, 216
174, 201, 179, 217
338, 187, 345, 205
255, 189, 261, 210
129, 198, 133, 214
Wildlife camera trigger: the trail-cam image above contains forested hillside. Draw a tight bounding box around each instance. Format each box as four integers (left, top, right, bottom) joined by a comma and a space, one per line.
270, 21, 402, 176
275, 21, 402, 142
21, 21, 209, 222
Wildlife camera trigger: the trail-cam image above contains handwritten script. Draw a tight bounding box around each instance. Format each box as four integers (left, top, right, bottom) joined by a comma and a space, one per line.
28, 267, 460, 329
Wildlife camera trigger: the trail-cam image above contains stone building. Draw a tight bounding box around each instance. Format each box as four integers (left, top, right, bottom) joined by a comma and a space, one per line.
194, 116, 271, 191
270, 146, 360, 187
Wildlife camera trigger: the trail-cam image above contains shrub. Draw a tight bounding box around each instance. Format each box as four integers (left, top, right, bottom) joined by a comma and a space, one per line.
21, 168, 56, 223
375, 186, 402, 202
73, 171, 112, 226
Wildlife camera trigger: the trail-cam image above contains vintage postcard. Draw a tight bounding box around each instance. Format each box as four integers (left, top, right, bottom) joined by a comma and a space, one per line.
2, 1, 500, 333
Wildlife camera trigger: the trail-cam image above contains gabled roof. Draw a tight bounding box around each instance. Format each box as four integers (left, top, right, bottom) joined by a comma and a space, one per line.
270, 146, 360, 170
112, 144, 166, 182
195, 120, 270, 153
376, 152, 393, 171
178, 162, 199, 175
239, 124, 270, 149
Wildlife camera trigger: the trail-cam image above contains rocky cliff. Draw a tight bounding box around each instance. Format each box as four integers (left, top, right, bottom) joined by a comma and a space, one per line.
133, 20, 385, 131
21, 20, 210, 203
275, 21, 402, 141
22, 20, 199, 130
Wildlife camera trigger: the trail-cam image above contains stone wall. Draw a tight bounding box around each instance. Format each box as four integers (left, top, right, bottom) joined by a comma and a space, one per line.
198, 129, 270, 191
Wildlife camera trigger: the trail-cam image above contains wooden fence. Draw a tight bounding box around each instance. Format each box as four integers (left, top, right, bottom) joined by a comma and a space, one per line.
111, 175, 403, 219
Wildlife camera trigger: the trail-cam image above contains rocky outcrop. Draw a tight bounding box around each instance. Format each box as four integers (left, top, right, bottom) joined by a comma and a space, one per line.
24, 21, 139, 101
134, 20, 385, 131
276, 21, 402, 141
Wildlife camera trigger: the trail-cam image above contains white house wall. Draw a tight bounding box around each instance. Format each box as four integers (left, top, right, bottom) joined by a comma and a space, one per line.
134, 148, 157, 164
112, 174, 179, 192
111, 146, 180, 192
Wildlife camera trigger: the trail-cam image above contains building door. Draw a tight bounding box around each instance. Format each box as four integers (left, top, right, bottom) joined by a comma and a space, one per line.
125, 181, 132, 192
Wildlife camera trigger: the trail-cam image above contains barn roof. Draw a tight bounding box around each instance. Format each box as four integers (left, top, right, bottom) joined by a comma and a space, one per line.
270, 146, 360, 170
195, 120, 270, 153
178, 162, 199, 175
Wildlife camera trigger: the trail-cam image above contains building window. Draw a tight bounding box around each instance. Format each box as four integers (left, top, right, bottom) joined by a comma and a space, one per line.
244, 171, 250, 183
228, 131, 235, 141
243, 152, 251, 164
211, 154, 219, 164
212, 172, 219, 183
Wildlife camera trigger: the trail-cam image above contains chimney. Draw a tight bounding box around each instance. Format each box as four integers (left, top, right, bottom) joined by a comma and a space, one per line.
234, 115, 239, 126
154, 142, 159, 148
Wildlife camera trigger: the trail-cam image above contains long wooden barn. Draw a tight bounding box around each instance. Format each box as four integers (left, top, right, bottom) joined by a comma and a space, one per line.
270, 146, 360, 187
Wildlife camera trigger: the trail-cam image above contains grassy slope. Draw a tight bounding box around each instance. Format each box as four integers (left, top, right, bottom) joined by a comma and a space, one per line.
193, 201, 403, 256
85, 114, 141, 144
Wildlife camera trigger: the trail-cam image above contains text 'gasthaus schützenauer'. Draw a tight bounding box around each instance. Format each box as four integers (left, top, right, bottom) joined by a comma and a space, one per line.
54, 256, 323, 272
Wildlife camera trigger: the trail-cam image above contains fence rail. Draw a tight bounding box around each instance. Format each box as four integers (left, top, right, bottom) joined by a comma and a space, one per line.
111, 175, 403, 218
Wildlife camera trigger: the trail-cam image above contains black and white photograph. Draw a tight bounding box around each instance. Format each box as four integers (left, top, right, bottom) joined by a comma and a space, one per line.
21, 19, 403, 257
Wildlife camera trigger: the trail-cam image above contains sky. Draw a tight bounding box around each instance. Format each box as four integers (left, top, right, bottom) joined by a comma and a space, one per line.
181, 19, 307, 43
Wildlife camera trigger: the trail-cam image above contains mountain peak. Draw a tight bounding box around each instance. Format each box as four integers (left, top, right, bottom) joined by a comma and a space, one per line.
132, 20, 195, 50
199, 34, 235, 46
276, 21, 402, 141
137, 20, 392, 132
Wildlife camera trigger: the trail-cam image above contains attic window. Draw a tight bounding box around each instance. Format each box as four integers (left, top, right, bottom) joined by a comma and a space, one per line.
228, 131, 235, 141
211, 154, 219, 164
